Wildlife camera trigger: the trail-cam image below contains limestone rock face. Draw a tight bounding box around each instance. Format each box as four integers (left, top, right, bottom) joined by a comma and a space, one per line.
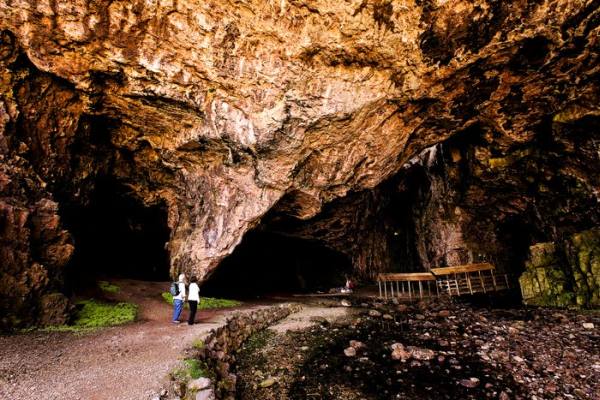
0, 0, 599, 325
519, 228, 600, 308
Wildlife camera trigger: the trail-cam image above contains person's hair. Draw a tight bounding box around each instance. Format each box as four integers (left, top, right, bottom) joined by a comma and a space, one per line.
178, 273, 186, 282
190, 276, 198, 283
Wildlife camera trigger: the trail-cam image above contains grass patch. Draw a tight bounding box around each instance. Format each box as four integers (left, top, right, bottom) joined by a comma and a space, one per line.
162, 292, 189, 309
44, 299, 137, 332
200, 297, 241, 309
98, 280, 120, 293
192, 338, 205, 349
171, 358, 213, 381
161, 292, 241, 309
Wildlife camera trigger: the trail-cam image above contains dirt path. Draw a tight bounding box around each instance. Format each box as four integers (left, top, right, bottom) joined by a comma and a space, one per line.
0, 279, 269, 400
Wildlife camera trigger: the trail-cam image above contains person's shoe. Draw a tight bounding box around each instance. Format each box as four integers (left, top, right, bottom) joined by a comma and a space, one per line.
172, 320, 181, 324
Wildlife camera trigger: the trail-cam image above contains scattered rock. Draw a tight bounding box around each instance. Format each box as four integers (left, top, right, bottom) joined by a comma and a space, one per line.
582, 322, 594, 329
349, 340, 365, 349
259, 378, 276, 388
390, 343, 411, 362
459, 377, 480, 388
368, 310, 382, 317
188, 377, 212, 391
396, 304, 409, 312
341, 300, 352, 307
438, 310, 450, 318
407, 346, 435, 361
344, 347, 357, 357
195, 388, 215, 400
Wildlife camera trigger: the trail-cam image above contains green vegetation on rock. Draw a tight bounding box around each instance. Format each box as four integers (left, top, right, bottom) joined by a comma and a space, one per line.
44, 299, 137, 332
566, 228, 600, 307
519, 228, 600, 308
200, 297, 241, 309
98, 281, 120, 293
171, 358, 212, 381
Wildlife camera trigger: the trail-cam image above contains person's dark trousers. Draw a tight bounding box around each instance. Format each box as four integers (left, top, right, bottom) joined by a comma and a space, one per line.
188, 300, 198, 325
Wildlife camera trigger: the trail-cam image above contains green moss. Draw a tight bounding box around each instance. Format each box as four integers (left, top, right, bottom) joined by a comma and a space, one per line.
162, 291, 175, 305
488, 149, 532, 170
199, 297, 241, 309
171, 358, 213, 382
566, 227, 600, 308
520, 229, 600, 309
98, 281, 120, 293
44, 300, 137, 332
192, 338, 204, 349
185, 358, 205, 379
161, 292, 241, 309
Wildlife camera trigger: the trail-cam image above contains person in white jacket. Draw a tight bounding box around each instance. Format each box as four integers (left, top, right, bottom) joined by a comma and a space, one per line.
172, 273, 186, 324
187, 276, 200, 325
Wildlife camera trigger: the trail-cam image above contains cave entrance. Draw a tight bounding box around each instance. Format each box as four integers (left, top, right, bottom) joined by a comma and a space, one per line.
201, 231, 353, 298
62, 178, 171, 290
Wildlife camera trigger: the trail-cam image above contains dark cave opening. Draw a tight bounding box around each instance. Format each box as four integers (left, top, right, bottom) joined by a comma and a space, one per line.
61, 178, 171, 292
201, 230, 353, 298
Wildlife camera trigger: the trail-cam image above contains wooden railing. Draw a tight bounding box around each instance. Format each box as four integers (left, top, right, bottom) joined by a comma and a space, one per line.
377, 263, 512, 300
377, 272, 437, 300
431, 263, 511, 296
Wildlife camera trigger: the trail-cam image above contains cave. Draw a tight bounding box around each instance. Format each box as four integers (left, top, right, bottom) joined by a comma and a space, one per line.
201, 230, 353, 298
61, 177, 171, 291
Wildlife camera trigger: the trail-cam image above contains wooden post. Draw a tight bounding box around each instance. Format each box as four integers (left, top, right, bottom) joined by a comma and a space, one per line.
396, 281, 400, 298
454, 273, 461, 296
418, 281, 423, 298
435, 280, 440, 296
390, 280, 394, 298
408, 282, 412, 300
466, 272, 473, 294
491, 269, 498, 291
401, 281, 405, 296
505, 274, 510, 289
378, 280, 382, 298
384, 281, 388, 299
478, 270, 486, 293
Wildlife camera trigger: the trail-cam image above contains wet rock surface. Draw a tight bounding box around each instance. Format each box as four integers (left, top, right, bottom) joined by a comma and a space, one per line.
235, 300, 600, 399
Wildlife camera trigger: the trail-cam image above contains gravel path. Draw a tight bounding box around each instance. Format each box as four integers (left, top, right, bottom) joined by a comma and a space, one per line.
0, 279, 266, 400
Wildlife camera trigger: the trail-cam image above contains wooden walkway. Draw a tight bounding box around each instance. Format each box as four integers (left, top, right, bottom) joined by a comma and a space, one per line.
377, 272, 438, 300
378, 263, 512, 300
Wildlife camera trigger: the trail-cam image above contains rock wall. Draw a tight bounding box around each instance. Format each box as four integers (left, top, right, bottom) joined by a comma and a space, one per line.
520, 228, 600, 308
165, 304, 301, 400
0, 0, 599, 326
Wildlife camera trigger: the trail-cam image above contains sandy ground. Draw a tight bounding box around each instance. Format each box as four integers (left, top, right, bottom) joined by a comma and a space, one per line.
0, 279, 268, 400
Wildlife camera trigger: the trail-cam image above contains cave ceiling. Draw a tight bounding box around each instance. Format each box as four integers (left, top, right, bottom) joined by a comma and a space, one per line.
1, 0, 599, 283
